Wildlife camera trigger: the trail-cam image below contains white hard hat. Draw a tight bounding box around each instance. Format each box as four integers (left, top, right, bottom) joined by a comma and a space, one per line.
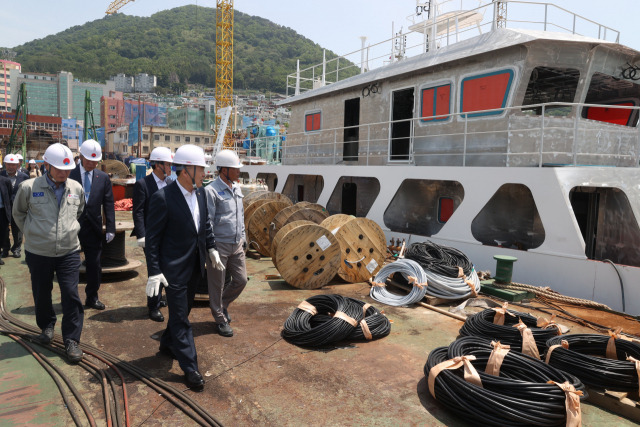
79, 139, 102, 161
43, 143, 76, 170
15, 153, 23, 161
173, 144, 206, 168
149, 146, 173, 163
4, 154, 19, 164
29, 159, 36, 164
215, 149, 242, 169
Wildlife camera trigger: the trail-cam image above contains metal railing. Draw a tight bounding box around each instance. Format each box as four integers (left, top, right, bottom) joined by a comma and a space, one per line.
287, 1, 620, 96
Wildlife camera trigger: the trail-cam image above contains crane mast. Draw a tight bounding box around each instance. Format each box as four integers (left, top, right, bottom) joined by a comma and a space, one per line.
106, 0, 135, 15
215, 0, 234, 149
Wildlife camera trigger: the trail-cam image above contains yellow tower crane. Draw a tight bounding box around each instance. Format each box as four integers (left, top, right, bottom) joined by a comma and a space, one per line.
215, 0, 234, 149
106, 0, 135, 14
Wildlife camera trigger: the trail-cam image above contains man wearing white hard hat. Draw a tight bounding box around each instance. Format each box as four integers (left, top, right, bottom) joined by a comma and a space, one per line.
1, 153, 29, 258
204, 149, 248, 337
13, 143, 86, 363
69, 139, 115, 311
131, 146, 173, 322
145, 144, 224, 391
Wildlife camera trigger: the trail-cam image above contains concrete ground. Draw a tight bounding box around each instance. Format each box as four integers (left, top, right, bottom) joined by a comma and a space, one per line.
0, 211, 637, 426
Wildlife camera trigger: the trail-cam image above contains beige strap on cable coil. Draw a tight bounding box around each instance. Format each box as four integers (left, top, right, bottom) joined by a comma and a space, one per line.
491, 302, 515, 326
407, 275, 427, 289
514, 319, 540, 359
486, 341, 511, 376
627, 356, 640, 396
465, 279, 478, 297
428, 355, 482, 399
368, 277, 386, 288
360, 319, 373, 340
457, 267, 465, 278
606, 327, 631, 359
297, 301, 317, 316
537, 314, 563, 336
545, 340, 569, 365
333, 311, 358, 327
362, 303, 372, 318
548, 381, 583, 427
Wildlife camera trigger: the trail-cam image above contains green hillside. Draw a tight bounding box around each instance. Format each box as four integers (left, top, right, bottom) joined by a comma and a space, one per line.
10, 5, 354, 93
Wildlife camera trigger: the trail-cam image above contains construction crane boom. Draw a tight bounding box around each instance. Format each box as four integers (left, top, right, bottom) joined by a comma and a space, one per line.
215, 0, 234, 148
106, 0, 135, 15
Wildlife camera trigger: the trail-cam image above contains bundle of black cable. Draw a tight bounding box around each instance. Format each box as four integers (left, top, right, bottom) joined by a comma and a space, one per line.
459, 308, 558, 353
546, 334, 640, 392
281, 294, 365, 347
405, 241, 473, 278
425, 336, 586, 426
344, 297, 391, 341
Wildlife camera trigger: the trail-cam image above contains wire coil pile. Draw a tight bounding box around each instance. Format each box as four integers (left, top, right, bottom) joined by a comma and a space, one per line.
282, 294, 390, 347
425, 336, 586, 426
369, 259, 428, 306
405, 241, 480, 299
459, 308, 560, 355
546, 334, 640, 392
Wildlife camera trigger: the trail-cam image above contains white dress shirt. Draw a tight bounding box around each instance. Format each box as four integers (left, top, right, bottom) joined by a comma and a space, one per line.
153, 171, 168, 190
177, 180, 199, 232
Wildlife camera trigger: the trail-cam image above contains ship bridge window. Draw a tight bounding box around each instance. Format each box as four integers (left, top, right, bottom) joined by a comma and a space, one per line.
305, 111, 321, 132
471, 184, 545, 250
383, 179, 464, 236
460, 69, 514, 118
326, 176, 380, 217
581, 72, 640, 127
282, 174, 324, 203
522, 67, 579, 116
420, 83, 451, 123
570, 186, 640, 267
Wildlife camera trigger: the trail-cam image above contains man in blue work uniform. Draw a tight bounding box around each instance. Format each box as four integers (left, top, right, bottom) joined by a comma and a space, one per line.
145, 144, 225, 390
204, 149, 248, 337
131, 146, 173, 322
1, 153, 29, 258
13, 143, 85, 363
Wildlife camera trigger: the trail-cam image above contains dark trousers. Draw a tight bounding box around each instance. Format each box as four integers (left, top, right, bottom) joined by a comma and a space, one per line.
79, 231, 103, 303
0, 209, 9, 254
26, 250, 83, 343
143, 247, 164, 310
160, 256, 201, 374
3, 217, 22, 254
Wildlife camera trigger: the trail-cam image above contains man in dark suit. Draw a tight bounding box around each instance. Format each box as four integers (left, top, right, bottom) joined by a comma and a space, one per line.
0, 174, 13, 266
145, 144, 224, 391
131, 146, 173, 322
69, 140, 116, 311
1, 154, 30, 258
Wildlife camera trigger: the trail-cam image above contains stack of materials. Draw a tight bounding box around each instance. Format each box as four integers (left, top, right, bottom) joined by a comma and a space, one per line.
282, 294, 391, 347
369, 259, 428, 306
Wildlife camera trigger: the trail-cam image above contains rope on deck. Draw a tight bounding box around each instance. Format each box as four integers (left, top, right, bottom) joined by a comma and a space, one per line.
491, 281, 612, 310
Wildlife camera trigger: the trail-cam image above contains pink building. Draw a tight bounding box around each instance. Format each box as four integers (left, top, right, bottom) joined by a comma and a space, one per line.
0, 60, 21, 112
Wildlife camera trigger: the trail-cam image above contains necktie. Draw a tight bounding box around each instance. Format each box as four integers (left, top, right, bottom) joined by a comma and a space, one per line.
84, 171, 91, 202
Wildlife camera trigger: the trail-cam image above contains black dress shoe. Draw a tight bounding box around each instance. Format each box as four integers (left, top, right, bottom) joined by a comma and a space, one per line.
217, 322, 233, 337
85, 299, 106, 310
65, 340, 83, 363
37, 327, 54, 344
149, 309, 164, 322
185, 370, 205, 390
158, 345, 177, 359
11, 250, 20, 258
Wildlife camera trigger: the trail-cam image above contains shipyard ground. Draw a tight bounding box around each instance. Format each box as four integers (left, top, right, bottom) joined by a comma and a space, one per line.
0, 212, 637, 426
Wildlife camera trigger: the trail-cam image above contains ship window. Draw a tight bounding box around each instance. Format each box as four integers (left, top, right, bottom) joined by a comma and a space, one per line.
282, 174, 324, 203
522, 67, 579, 116
383, 179, 464, 236
421, 83, 451, 122
305, 111, 321, 132
326, 176, 381, 217
581, 72, 640, 127
570, 186, 640, 267
460, 69, 514, 118
471, 184, 545, 250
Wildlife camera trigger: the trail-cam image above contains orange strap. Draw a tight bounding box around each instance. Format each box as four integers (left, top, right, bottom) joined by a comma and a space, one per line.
297, 301, 317, 316
360, 319, 373, 340
428, 355, 482, 399
491, 302, 515, 326
486, 341, 510, 376
548, 381, 583, 427
465, 279, 477, 297
545, 339, 569, 364
537, 314, 563, 336
606, 328, 631, 359
627, 356, 640, 396
333, 311, 358, 327
362, 303, 372, 318
515, 319, 540, 359
457, 266, 464, 278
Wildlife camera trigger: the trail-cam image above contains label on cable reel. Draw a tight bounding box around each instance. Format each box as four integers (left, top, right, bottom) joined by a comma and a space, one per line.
316, 235, 331, 251
366, 258, 378, 273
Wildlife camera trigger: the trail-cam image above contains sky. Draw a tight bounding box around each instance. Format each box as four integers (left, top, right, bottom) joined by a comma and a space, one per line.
3, 1, 640, 58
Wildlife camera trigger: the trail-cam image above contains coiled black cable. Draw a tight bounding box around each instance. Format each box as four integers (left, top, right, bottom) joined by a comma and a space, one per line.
425, 336, 586, 426
459, 308, 559, 354
344, 297, 391, 341
546, 334, 640, 392
405, 240, 474, 278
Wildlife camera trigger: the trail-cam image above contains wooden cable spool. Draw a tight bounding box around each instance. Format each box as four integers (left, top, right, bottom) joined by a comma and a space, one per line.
247, 200, 291, 257
333, 217, 387, 283
319, 214, 355, 234
274, 224, 341, 289
302, 203, 328, 213
244, 199, 271, 237
268, 204, 307, 245
283, 208, 329, 226
244, 191, 292, 210
271, 220, 315, 269
243, 190, 270, 207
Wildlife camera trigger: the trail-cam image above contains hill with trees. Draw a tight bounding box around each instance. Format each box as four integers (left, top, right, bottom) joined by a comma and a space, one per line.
10, 5, 354, 93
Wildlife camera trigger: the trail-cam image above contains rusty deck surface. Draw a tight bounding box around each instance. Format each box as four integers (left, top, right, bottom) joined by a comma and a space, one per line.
0, 211, 638, 426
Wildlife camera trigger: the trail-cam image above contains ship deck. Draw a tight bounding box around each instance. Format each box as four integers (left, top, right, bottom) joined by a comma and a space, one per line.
0, 211, 637, 426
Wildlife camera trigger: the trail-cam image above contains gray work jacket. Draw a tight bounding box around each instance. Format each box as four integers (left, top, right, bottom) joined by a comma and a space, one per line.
204, 177, 245, 244
13, 175, 85, 257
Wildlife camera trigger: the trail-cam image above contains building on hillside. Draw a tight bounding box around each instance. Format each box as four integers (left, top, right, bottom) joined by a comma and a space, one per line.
109, 73, 157, 93
9, 70, 115, 125
106, 125, 214, 158
0, 60, 21, 112
0, 111, 62, 157
111, 73, 133, 92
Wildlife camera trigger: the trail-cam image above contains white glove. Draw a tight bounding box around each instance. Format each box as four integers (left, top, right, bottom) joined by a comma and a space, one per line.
106, 232, 115, 243
208, 249, 225, 271
137, 237, 145, 248
146, 274, 168, 297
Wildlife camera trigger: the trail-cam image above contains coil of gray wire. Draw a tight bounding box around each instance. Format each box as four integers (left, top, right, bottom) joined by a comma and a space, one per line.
421, 268, 481, 300
369, 259, 428, 306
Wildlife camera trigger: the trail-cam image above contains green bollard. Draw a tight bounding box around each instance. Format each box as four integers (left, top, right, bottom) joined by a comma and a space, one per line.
493, 255, 518, 284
